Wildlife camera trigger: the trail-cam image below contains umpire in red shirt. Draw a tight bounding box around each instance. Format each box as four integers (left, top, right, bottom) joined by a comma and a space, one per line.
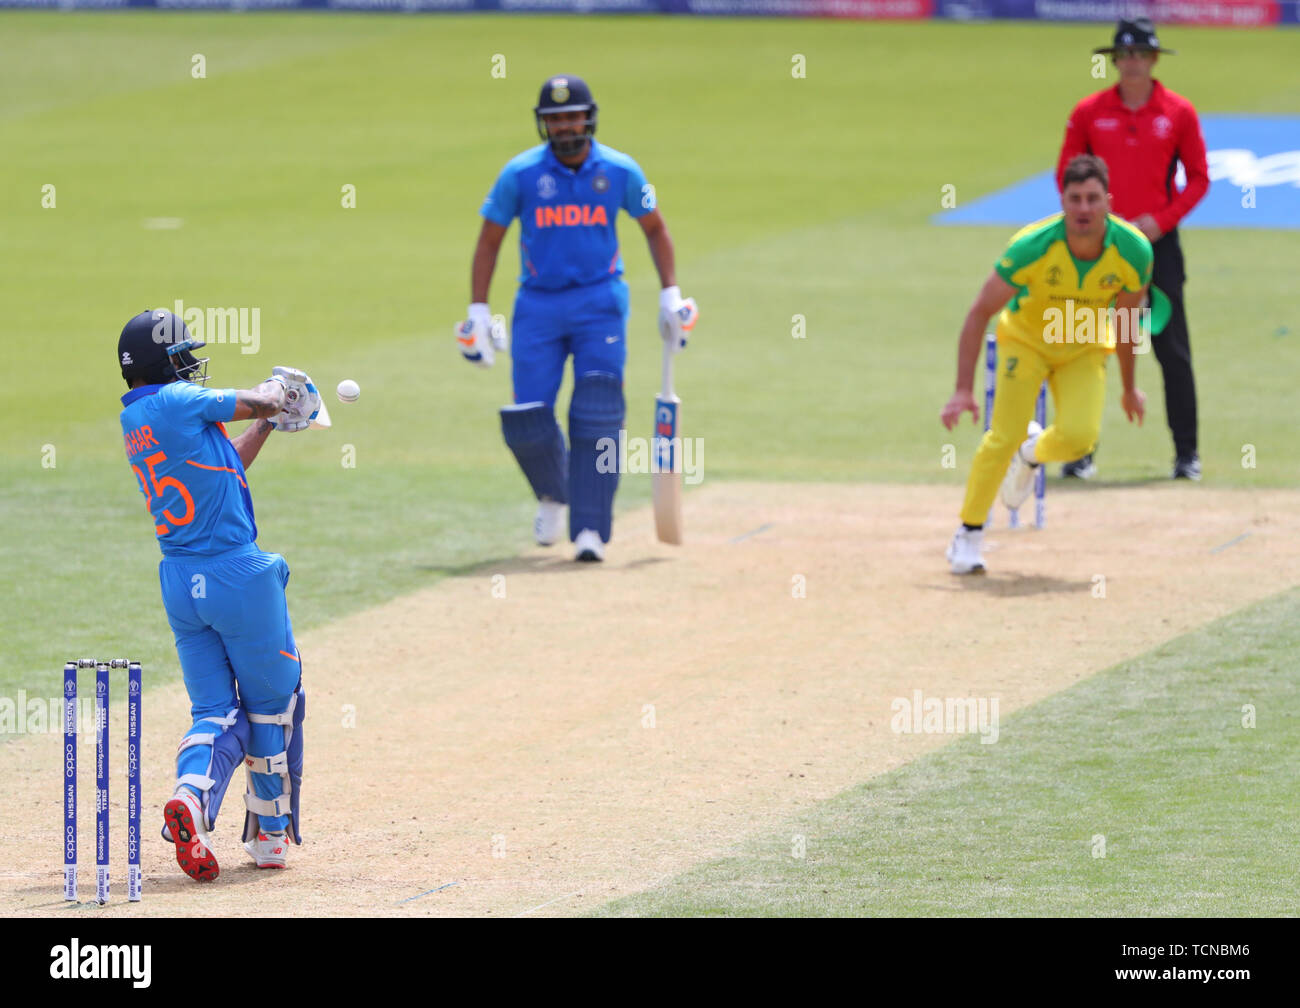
1057, 18, 1208, 480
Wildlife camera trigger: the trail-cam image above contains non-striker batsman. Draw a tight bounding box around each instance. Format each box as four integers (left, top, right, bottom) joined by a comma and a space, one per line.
459, 74, 697, 562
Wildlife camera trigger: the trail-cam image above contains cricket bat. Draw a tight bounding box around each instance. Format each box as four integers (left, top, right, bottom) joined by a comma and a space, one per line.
653, 339, 684, 545
310, 396, 332, 430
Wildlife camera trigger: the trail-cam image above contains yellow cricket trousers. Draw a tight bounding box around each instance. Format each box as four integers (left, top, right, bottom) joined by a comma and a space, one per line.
960, 339, 1109, 526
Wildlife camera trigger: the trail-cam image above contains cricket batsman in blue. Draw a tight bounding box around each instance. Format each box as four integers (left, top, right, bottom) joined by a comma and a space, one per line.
460, 74, 698, 562
118, 309, 323, 881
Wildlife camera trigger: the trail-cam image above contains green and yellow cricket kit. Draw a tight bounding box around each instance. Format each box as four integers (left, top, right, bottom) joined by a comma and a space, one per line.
960, 214, 1152, 527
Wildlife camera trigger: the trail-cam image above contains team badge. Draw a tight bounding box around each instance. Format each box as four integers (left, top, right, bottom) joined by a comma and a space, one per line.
1099, 272, 1121, 289
593, 173, 609, 194
551, 82, 570, 104
537, 174, 557, 199
1153, 115, 1172, 138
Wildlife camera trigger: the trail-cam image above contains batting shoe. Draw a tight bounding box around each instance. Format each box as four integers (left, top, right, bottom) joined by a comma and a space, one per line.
946, 526, 985, 575
534, 499, 565, 546
574, 528, 605, 562
163, 790, 220, 883
244, 831, 289, 869
999, 420, 1044, 510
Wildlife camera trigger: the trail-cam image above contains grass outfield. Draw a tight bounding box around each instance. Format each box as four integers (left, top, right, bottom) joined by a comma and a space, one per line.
596, 586, 1300, 917
1, 16, 1298, 915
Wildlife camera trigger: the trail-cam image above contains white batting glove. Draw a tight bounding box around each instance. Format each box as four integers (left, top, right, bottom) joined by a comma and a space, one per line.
456, 303, 496, 368
269, 366, 322, 433
658, 287, 698, 353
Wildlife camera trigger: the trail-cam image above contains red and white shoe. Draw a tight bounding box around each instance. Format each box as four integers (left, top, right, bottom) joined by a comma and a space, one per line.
163, 790, 220, 882
244, 831, 288, 869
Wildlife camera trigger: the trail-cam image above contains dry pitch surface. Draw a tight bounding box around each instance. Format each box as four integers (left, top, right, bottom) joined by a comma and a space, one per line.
3, 482, 1297, 917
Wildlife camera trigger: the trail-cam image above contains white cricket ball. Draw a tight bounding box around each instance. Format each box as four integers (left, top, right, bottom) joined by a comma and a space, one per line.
336, 379, 360, 403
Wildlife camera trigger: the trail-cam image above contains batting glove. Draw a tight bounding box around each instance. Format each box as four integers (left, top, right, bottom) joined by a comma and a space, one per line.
457, 303, 497, 368
268, 365, 322, 433
658, 286, 698, 353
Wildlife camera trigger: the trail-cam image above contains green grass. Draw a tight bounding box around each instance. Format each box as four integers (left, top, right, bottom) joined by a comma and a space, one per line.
1, 16, 1297, 695
596, 586, 1300, 917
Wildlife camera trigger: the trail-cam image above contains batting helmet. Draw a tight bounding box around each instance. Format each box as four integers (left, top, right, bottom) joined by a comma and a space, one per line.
534, 75, 597, 158
117, 310, 209, 387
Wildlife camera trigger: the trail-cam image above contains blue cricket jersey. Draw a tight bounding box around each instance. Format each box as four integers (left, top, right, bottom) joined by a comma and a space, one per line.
120, 381, 257, 558
481, 140, 654, 291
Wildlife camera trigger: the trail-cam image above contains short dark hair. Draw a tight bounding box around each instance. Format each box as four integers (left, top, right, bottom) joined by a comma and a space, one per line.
1062, 154, 1109, 192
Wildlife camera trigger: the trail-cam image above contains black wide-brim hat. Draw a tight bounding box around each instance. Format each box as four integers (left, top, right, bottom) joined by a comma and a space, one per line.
1094, 17, 1176, 55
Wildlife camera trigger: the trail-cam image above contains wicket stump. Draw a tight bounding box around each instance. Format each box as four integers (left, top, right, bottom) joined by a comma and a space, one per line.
64, 658, 142, 904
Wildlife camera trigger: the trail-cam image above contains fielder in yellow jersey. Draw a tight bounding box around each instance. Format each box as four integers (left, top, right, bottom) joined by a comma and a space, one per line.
940, 155, 1153, 574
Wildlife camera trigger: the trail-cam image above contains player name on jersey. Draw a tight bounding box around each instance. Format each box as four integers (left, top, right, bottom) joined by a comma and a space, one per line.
123, 425, 161, 459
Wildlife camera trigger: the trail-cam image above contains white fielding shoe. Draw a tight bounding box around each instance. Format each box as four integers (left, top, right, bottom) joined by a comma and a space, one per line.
244, 831, 289, 869
534, 499, 565, 546
163, 789, 220, 883
999, 420, 1044, 511
946, 526, 986, 575
573, 528, 605, 562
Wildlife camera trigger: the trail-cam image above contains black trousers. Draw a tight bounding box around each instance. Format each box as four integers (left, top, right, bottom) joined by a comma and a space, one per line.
1150, 229, 1198, 458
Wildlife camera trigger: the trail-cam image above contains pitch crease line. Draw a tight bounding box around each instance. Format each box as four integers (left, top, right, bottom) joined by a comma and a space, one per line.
513, 891, 581, 916
1210, 533, 1251, 554
397, 881, 459, 905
